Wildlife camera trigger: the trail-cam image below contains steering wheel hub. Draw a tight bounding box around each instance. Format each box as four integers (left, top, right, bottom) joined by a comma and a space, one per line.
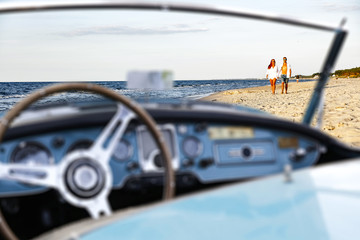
65, 158, 105, 199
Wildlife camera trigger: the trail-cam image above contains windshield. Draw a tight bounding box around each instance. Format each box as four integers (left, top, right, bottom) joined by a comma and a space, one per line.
0, 5, 358, 147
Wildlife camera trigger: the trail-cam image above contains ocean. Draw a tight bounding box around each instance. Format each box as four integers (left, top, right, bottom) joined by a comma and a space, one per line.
0, 79, 310, 113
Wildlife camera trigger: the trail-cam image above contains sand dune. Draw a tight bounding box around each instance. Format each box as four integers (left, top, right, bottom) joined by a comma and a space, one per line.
201, 78, 360, 147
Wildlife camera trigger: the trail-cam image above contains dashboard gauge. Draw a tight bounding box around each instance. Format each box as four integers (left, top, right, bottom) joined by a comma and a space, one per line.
113, 140, 132, 161
11, 141, 53, 165
182, 136, 202, 158
137, 124, 179, 172
67, 139, 93, 154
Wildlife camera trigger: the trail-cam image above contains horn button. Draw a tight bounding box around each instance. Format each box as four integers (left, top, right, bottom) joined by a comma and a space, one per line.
65, 158, 105, 199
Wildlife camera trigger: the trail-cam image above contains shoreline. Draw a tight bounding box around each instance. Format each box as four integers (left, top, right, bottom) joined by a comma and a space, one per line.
200, 78, 360, 147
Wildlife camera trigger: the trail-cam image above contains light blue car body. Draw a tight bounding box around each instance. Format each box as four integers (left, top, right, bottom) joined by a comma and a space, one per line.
81, 159, 360, 240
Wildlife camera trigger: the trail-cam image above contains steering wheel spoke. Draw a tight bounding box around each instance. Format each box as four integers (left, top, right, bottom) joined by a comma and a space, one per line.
85, 197, 112, 219
0, 162, 58, 188
90, 104, 135, 163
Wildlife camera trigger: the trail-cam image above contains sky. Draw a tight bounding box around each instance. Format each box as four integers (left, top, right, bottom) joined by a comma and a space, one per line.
0, 0, 359, 81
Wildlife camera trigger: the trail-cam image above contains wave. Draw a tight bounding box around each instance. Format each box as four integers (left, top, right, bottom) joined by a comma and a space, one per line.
0, 79, 280, 112
0, 94, 28, 99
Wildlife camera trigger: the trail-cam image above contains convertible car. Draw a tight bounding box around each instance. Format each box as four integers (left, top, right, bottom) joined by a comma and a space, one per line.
0, 1, 359, 239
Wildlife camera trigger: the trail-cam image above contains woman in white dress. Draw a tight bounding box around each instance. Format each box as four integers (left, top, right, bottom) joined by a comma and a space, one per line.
266, 59, 278, 94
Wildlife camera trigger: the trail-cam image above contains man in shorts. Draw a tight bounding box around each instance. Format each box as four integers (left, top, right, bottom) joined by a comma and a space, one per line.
279, 57, 292, 94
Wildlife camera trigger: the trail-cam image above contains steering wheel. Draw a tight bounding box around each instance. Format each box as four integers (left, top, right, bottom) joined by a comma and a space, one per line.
0, 83, 175, 240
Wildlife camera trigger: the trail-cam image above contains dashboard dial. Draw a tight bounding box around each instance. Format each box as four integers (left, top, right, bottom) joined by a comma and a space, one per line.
182, 136, 202, 158
113, 140, 133, 161
67, 139, 93, 154
11, 141, 53, 165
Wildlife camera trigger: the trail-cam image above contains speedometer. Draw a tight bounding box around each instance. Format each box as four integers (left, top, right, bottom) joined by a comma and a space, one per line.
11, 141, 53, 165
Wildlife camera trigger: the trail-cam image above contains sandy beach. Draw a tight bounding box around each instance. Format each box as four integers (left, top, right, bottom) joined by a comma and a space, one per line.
201, 78, 360, 147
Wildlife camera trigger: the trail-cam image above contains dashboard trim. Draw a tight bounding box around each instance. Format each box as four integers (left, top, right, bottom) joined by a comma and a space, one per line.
213, 139, 276, 166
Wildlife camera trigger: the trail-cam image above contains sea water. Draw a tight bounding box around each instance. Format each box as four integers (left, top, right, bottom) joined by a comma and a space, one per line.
0, 79, 310, 112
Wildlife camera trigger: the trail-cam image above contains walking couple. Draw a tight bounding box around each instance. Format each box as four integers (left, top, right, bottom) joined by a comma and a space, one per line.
266, 57, 292, 94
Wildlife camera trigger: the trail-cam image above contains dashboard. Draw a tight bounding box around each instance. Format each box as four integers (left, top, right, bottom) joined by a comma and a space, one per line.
3, 100, 360, 239
0, 102, 324, 197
